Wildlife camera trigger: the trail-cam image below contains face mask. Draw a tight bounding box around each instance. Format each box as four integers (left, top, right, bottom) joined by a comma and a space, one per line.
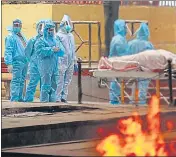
65, 25, 71, 33
48, 31, 54, 37
13, 27, 21, 34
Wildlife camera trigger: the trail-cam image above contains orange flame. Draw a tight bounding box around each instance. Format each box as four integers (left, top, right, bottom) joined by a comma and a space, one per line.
96, 96, 169, 156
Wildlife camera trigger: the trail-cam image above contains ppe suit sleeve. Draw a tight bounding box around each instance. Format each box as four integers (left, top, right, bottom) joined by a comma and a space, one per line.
56, 37, 65, 53
71, 34, 77, 60
148, 42, 154, 50
4, 35, 14, 65
128, 40, 154, 55
24, 38, 35, 62
127, 41, 137, 55
109, 37, 128, 57
35, 39, 54, 58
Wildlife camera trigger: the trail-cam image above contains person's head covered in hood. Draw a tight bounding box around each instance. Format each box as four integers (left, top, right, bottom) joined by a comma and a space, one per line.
36, 20, 46, 36
113, 19, 127, 37
127, 22, 153, 105
136, 22, 150, 41
108, 19, 128, 105
43, 21, 55, 40
13, 19, 22, 34
59, 14, 73, 34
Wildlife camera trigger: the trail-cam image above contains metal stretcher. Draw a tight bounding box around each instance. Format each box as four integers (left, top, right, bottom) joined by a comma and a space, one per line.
90, 69, 169, 105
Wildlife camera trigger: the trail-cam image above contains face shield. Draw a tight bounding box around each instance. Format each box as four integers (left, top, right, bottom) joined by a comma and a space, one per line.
38, 22, 45, 35
60, 15, 73, 33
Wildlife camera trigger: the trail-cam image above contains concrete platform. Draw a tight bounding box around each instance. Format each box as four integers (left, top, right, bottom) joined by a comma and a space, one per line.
2, 100, 176, 150
2, 133, 176, 156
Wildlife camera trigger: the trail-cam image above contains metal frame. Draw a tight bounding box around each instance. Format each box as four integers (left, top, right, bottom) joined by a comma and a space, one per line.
91, 69, 170, 105
54, 21, 102, 68
125, 20, 148, 36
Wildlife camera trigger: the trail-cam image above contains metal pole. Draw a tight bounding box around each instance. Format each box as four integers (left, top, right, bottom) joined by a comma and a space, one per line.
131, 23, 134, 36
78, 58, 82, 104
156, 79, 160, 104
98, 22, 102, 60
121, 79, 125, 104
168, 60, 173, 105
88, 23, 92, 68
55, 23, 58, 32
135, 80, 139, 105
40, 79, 41, 91
103, 1, 120, 57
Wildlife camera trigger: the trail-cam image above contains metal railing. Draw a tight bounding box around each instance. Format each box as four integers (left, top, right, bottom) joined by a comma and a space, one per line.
54, 21, 102, 68
121, 0, 176, 7
125, 20, 148, 36
159, 1, 176, 7
2, 0, 176, 6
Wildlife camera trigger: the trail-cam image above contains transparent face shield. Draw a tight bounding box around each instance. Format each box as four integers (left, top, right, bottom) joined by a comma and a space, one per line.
60, 14, 73, 32
38, 23, 45, 35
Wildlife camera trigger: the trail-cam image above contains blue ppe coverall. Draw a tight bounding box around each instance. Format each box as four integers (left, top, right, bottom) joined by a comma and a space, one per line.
24, 20, 46, 102
34, 21, 65, 102
109, 19, 129, 105
128, 23, 154, 104
56, 15, 76, 102
4, 19, 28, 102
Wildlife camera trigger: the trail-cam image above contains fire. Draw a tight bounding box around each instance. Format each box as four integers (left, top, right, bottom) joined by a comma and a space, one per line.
96, 96, 169, 156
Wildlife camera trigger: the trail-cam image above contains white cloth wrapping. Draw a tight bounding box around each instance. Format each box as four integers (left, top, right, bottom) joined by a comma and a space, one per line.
98, 49, 176, 71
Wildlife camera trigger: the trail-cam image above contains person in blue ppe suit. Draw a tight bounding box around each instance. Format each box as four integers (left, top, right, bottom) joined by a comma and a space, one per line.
4, 19, 28, 102
34, 21, 65, 102
24, 20, 46, 102
109, 19, 129, 105
56, 15, 77, 103
128, 22, 154, 104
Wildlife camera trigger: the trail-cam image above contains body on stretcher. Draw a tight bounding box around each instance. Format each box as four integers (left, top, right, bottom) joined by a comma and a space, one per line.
90, 49, 176, 105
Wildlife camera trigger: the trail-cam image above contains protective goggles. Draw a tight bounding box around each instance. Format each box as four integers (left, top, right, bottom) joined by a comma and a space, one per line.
48, 28, 55, 32
13, 22, 22, 28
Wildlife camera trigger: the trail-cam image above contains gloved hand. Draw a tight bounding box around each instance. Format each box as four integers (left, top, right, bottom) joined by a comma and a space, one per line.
74, 56, 78, 64
53, 46, 60, 52
57, 49, 64, 57
74, 56, 78, 73
7, 65, 13, 73
74, 64, 78, 73
53, 46, 64, 57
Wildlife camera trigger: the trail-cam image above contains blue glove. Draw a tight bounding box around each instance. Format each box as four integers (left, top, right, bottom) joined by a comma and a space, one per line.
74, 64, 78, 73
57, 49, 64, 57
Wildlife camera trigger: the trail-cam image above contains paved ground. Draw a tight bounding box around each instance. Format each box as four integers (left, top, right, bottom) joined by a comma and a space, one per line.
2, 100, 176, 156
2, 131, 176, 156
2, 139, 99, 156
2, 100, 176, 129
